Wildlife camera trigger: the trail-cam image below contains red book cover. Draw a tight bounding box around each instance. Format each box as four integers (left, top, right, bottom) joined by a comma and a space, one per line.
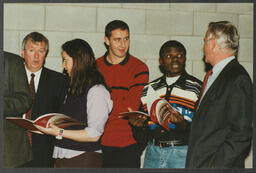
6, 113, 85, 134
149, 99, 173, 131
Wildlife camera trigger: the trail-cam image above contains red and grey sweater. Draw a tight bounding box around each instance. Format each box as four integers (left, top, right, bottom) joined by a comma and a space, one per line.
97, 52, 149, 147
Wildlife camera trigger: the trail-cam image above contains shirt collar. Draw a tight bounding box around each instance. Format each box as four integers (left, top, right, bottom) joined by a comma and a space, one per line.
212, 56, 235, 77
165, 75, 180, 86
24, 64, 42, 79
103, 51, 130, 66
159, 70, 188, 87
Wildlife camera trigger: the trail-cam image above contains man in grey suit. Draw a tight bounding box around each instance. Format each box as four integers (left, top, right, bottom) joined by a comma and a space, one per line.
186, 21, 252, 168
3, 51, 33, 167
20, 32, 68, 167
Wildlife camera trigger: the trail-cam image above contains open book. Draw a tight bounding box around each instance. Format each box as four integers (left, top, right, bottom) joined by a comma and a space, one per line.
119, 98, 178, 131
6, 113, 85, 134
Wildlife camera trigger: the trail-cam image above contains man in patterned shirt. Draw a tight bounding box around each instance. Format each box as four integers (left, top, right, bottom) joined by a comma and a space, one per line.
129, 40, 202, 168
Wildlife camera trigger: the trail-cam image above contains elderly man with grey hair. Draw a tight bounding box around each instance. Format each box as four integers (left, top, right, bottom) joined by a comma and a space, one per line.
186, 21, 252, 168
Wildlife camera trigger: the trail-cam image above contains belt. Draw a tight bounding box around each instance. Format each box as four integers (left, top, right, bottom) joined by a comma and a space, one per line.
152, 139, 186, 148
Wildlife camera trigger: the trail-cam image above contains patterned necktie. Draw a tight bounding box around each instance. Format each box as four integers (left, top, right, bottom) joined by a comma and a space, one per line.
196, 69, 213, 111
26, 73, 35, 146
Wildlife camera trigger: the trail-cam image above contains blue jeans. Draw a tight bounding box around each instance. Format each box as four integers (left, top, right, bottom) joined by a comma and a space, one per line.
143, 141, 188, 168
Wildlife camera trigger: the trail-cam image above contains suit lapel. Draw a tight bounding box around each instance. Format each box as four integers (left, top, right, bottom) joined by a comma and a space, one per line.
197, 59, 237, 113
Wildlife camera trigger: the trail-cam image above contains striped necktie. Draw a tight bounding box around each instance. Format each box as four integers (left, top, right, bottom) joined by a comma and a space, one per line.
26, 73, 35, 146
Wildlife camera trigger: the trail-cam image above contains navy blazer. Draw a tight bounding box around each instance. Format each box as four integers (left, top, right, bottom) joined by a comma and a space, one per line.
31, 67, 68, 167
186, 59, 252, 168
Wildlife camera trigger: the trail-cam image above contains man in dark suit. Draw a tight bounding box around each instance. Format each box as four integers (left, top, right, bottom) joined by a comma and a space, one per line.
20, 32, 68, 167
3, 51, 33, 167
185, 21, 252, 168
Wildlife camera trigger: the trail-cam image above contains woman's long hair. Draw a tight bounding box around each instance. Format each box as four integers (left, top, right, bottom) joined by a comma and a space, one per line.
62, 39, 107, 97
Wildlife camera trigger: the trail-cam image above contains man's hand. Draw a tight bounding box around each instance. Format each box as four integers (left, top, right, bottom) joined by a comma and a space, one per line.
128, 115, 148, 127
127, 107, 148, 127
167, 107, 186, 129
168, 110, 184, 124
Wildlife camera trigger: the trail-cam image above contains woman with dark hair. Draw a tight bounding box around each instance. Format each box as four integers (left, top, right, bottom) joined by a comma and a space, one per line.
35, 39, 113, 168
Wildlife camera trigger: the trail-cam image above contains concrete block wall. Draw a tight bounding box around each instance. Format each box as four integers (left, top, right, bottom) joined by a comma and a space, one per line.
4, 3, 253, 168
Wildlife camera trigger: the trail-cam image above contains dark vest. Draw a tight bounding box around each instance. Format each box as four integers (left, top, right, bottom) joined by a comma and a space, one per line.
55, 86, 101, 151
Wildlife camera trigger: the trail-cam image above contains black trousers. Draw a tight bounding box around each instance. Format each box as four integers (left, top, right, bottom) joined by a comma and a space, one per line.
102, 143, 141, 168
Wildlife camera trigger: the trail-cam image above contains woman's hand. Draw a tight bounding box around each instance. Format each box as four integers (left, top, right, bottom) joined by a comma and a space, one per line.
34, 123, 60, 137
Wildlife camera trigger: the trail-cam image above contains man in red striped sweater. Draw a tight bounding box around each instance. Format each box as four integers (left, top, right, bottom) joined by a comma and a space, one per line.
96, 20, 149, 168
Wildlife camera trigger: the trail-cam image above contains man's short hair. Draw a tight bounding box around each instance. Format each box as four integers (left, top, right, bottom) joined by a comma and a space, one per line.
105, 20, 130, 39
104, 20, 130, 49
208, 21, 239, 55
159, 40, 187, 59
22, 32, 49, 56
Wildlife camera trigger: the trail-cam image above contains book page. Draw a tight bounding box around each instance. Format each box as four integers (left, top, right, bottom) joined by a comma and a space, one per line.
150, 99, 177, 131
119, 111, 148, 119
46, 114, 85, 128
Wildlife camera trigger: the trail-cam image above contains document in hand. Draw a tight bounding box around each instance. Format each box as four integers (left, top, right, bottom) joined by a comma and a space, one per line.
6, 113, 85, 134
119, 99, 178, 131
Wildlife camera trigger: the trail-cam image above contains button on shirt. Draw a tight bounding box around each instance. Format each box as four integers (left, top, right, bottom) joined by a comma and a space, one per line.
201, 56, 235, 100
